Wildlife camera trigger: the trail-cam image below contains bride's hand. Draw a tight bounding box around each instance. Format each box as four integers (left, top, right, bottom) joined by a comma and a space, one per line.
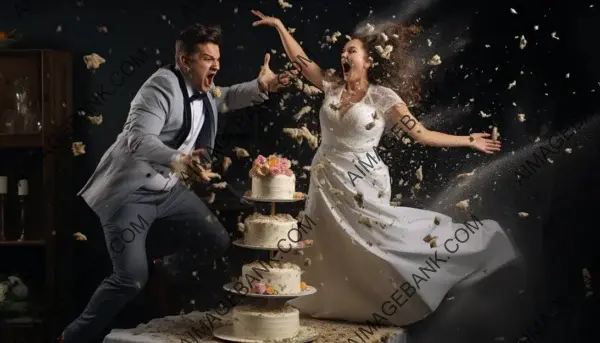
251, 9, 282, 28
469, 133, 501, 154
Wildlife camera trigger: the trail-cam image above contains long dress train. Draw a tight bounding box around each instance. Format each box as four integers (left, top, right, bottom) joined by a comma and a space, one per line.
286, 82, 518, 326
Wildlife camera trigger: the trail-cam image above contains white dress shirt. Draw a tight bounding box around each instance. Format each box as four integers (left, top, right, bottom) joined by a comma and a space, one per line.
143, 78, 205, 191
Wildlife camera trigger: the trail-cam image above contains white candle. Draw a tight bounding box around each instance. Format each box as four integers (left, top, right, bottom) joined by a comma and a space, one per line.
492, 127, 499, 141
17, 179, 28, 196
0, 176, 7, 194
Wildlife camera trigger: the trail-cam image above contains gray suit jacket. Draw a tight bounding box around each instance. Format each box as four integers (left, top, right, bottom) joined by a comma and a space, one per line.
78, 66, 266, 220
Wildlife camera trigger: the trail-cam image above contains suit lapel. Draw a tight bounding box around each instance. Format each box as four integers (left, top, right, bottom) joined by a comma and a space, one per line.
198, 93, 217, 152
165, 65, 192, 149
207, 93, 218, 146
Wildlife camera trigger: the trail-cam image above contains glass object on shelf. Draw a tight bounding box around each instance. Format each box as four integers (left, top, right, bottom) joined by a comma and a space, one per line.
1, 109, 17, 134
11, 77, 41, 134
0, 177, 5, 241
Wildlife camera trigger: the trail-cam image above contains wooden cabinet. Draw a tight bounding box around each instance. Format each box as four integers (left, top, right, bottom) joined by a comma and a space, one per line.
0, 50, 73, 342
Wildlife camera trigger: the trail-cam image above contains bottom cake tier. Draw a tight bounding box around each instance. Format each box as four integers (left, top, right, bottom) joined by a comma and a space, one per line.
232, 304, 299, 341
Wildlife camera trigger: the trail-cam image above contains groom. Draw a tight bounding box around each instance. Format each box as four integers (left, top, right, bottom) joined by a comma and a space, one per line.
60, 24, 290, 343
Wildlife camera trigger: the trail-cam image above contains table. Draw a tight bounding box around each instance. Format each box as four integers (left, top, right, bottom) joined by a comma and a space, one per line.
103, 310, 408, 343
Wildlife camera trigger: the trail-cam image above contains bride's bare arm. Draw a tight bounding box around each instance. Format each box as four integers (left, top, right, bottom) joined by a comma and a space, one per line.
388, 103, 472, 148
272, 22, 325, 90
252, 10, 325, 90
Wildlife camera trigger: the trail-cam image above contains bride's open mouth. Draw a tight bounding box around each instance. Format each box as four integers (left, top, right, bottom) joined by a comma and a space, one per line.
341, 61, 351, 75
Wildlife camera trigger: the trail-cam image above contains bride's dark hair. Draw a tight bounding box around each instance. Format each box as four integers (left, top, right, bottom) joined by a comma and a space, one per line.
326, 21, 423, 106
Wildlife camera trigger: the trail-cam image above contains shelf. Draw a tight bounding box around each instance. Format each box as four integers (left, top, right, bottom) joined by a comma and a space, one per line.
0, 133, 43, 148
0, 49, 73, 343
0, 316, 43, 327
0, 240, 45, 247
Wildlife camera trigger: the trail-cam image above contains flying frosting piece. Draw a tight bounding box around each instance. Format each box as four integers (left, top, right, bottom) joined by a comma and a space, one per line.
83, 53, 106, 70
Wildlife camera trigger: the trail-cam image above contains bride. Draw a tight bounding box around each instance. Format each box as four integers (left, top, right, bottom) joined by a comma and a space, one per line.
251, 10, 518, 326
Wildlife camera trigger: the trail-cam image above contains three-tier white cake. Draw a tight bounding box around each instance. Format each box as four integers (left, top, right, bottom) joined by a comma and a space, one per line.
217, 154, 315, 343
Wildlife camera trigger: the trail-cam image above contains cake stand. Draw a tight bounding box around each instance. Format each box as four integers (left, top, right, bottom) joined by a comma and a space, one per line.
213, 195, 319, 343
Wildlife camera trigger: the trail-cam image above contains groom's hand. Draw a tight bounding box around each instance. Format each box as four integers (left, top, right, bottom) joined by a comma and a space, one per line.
188, 149, 212, 182
257, 53, 294, 93
173, 150, 212, 183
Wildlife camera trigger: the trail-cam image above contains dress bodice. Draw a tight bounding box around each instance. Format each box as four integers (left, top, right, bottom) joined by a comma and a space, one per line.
319, 82, 405, 152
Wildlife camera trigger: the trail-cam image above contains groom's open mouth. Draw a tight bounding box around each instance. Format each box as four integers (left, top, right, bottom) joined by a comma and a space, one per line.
207, 71, 217, 84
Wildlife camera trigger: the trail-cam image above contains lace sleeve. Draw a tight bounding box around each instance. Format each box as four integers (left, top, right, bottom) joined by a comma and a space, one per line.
377, 86, 406, 118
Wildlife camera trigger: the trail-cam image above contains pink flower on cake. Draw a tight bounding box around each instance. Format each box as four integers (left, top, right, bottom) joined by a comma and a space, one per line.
270, 166, 282, 175
255, 155, 267, 165
250, 154, 293, 177
280, 158, 291, 169
251, 282, 267, 294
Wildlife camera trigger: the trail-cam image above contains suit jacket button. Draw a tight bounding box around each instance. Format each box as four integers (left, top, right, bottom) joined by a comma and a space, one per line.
146, 173, 152, 177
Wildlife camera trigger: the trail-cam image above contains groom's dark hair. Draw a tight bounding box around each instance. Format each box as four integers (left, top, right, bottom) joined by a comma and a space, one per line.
177, 24, 222, 54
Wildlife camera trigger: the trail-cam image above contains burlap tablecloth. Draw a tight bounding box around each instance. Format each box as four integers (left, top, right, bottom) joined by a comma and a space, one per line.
103, 310, 407, 343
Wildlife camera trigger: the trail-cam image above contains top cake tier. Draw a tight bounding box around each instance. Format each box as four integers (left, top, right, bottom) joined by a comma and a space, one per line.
249, 154, 297, 200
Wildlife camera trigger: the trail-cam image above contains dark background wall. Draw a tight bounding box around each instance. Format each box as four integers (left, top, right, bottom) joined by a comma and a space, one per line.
1, 0, 598, 342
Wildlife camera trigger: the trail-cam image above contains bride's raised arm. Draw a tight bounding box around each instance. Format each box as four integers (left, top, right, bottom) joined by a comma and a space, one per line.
251, 9, 326, 91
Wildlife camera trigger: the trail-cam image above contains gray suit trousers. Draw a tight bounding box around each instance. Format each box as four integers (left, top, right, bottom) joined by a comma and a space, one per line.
63, 183, 229, 343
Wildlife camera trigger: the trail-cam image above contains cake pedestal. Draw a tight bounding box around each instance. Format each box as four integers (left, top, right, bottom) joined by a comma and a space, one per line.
214, 196, 319, 343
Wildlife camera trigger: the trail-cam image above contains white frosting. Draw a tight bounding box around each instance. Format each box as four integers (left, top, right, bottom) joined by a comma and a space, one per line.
241, 260, 302, 294
244, 213, 299, 248
233, 305, 299, 340
251, 174, 296, 199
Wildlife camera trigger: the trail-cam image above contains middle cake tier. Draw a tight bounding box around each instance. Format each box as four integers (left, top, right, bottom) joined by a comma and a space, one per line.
242, 213, 299, 248
240, 260, 305, 295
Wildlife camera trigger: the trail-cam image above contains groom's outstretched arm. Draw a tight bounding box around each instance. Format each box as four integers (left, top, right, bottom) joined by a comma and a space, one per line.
215, 78, 268, 113
125, 74, 180, 167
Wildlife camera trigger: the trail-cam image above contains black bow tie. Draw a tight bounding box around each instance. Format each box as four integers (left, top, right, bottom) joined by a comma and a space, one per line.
189, 91, 207, 102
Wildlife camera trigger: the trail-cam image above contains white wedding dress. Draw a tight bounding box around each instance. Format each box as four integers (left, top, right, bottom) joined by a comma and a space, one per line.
286, 81, 518, 326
